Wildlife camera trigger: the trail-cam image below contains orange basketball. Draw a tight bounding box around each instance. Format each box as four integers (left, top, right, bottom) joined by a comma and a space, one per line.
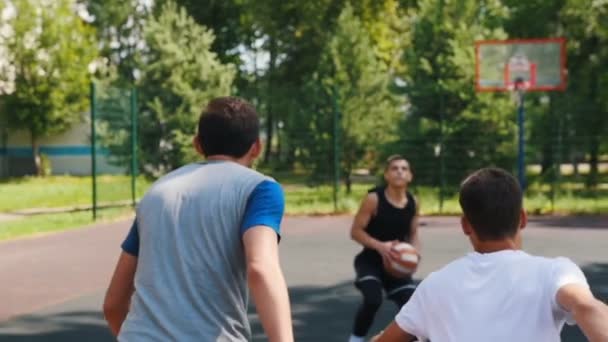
384, 242, 419, 278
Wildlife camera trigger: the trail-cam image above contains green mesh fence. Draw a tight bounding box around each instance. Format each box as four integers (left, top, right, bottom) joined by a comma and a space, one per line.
90, 82, 138, 219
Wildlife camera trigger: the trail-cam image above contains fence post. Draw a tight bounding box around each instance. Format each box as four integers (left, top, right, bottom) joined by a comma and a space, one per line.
439, 93, 445, 214
550, 94, 560, 212
90, 82, 98, 220
516, 88, 527, 190
332, 86, 341, 212
130, 87, 138, 208
0, 124, 7, 178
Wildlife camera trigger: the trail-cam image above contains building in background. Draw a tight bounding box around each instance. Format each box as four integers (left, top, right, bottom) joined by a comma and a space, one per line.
0, 115, 123, 178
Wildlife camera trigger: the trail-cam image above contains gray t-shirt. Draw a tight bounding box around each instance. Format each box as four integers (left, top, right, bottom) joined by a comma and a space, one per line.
118, 161, 284, 341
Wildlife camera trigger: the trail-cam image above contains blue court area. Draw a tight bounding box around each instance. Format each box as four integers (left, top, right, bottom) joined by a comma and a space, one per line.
0, 216, 606, 341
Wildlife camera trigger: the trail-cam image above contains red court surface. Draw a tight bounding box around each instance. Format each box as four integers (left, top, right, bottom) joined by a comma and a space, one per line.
0, 215, 606, 341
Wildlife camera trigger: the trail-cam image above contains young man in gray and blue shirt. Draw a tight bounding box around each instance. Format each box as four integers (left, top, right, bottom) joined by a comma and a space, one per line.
103, 97, 294, 342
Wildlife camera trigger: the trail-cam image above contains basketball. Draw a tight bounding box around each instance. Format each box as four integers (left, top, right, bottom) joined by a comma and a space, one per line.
384, 242, 419, 278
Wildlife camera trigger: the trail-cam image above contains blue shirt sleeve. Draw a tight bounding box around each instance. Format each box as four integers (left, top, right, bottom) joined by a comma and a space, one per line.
240, 180, 285, 238
121, 219, 140, 257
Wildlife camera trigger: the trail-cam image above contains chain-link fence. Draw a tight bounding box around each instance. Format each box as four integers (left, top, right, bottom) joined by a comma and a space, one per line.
86, 81, 606, 216
0, 120, 7, 179
90, 82, 139, 219
255, 94, 607, 215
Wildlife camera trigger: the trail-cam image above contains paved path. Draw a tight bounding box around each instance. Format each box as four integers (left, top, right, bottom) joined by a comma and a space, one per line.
0, 216, 606, 341
0, 214, 21, 223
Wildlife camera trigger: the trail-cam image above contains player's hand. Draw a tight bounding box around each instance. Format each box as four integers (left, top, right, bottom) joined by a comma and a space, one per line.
375, 240, 400, 261
416, 250, 422, 263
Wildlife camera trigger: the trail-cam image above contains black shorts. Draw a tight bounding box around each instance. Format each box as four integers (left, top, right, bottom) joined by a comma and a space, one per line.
354, 251, 416, 298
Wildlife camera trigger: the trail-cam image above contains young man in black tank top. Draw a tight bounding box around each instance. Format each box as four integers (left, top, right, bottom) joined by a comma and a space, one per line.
348, 155, 420, 342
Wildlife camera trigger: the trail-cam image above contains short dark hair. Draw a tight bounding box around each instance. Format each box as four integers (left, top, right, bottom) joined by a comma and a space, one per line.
385, 155, 408, 171
197, 97, 259, 158
459, 168, 523, 241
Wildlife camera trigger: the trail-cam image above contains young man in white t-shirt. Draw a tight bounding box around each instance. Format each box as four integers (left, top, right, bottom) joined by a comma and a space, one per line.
373, 168, 608, 342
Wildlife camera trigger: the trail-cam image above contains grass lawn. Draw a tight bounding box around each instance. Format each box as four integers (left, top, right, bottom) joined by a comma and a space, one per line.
1, 175, 606, 241
0, 207, 134, 241
0, 175, 151, 212
285, 185, 608, 216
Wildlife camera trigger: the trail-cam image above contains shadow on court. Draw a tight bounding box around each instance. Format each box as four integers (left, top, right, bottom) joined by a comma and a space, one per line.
253, 263, 608, 342
251, 280, 397, 341
1, 263, 605, 341
0, 311, 111, 342
561, 262, 608, 341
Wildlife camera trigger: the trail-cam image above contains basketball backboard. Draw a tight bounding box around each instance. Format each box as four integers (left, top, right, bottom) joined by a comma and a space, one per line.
475, 38, 566, 92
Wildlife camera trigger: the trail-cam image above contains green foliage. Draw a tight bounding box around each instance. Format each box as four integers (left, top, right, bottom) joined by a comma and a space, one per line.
1, 0, 605, 202
350, 0, 411, 73
393, 0, 515, 185
93, 84, 135, 170
501, 0, 608, 188
558, 0, 608, 188
325, 4, 402, 188
84, 0, 147, 83
135, 1, 236, 175
0, 0, 97, 174
167, 0, 251, 66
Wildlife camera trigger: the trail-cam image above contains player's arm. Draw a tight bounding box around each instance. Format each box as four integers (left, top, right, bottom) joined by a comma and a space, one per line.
104, 252, 136, 336
244, 227, 293, 342
103, 220, 139, 336
410, 196, 421, 252
372, 321, 418, 342
375, 276, 430, 342
242, 181, 293, 342
350, 193, 396, 259
557, 284, 608, 341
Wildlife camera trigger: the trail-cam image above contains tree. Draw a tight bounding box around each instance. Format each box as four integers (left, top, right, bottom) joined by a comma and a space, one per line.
237, 0, 410, 184
84, 0, 148, 84
226, 0, 344, 166
558, 0, 608, 188
0, 0, 97, 175
395, 0, 515, 187
165, 0, 250, 67
496, 0, 608, 189
324, 4, 402, 192
501, 0, 560, 177
134, 1, 235, 175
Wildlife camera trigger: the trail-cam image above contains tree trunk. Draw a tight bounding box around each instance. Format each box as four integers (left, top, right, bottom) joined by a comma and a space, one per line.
276, 124, 282, 164
541, 97, 555, 176
540, 142, 554, 175
585, 37, 600, 189
31, 133, 42, 176
264, 37, 277, 164
345, 172, 352, 194
586, 136, 599, 189
264, 106, 274, 163
345, 147, 352, 194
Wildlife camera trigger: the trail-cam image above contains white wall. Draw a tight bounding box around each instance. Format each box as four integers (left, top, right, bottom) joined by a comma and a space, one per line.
2, 116, 127, 177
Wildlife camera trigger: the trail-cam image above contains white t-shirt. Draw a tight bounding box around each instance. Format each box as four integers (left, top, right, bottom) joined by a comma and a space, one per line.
395, 250, 589, 342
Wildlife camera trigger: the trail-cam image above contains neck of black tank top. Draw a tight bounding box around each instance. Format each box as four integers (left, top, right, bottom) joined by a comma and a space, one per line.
384, 185, 408, 200
380, 186, 410, 210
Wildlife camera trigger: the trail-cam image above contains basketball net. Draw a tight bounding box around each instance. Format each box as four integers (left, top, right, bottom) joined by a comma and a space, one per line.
505, 55, 534, 106
509, 79, 526, 106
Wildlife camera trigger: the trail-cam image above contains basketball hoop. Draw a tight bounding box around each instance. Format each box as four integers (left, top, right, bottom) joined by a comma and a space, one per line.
509, 77, 528, 106
474, 38, 567, 192
505, 54, 536, 90
475, 38, 566, 92
505, 55, 533, 106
